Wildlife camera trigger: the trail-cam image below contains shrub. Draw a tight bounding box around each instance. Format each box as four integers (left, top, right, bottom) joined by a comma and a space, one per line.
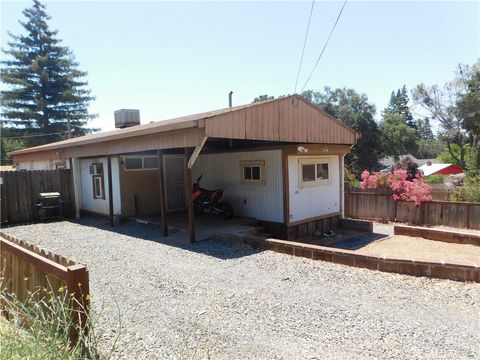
361, 169, 432, 205
392, 156, 419, 181
454, 176, 480, 203
425, 174, 445, 184
345, 169, 361, 189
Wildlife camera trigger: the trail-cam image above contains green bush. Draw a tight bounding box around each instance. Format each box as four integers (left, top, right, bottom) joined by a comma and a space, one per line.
425, 174, 444, 184
454, 175, 480, 203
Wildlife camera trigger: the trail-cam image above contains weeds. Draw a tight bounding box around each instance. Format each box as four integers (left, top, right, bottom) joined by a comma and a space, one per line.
0, 282, 120, 359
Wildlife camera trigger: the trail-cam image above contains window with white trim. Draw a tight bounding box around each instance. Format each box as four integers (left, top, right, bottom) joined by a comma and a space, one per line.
93, 175, 104, 199
299, 158, 330, 187
241, 160, 265, 184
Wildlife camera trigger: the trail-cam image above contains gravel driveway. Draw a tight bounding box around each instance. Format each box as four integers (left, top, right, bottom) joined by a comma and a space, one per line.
3, 217, 479, 360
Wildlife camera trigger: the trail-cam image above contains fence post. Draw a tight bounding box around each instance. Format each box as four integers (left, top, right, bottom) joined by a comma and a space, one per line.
466, 203, 472, 229
419, 202, 425, 226
66, 264, 90, 346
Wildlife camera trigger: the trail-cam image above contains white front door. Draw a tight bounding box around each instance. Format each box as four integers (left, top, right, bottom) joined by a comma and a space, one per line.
163, 155, 186, 212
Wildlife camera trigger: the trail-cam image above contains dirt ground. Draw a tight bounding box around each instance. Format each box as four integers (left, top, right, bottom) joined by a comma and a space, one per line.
357, 235, 480, 265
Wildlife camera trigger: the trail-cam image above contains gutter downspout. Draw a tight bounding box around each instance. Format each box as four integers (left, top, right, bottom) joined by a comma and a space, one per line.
341, 144, 355, 219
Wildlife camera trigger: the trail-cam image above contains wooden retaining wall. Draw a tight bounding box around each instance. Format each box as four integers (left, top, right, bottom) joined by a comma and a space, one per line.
0, 231, 89, 344
0, 169, 74, 225
212, 232, 479, 282
346, 188, 480, 230
394, 225, 480, 246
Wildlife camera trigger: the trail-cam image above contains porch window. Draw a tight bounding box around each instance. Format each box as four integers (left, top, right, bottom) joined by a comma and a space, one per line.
241, 160, 265, 184
123, 156, 159, 171
299, 158, 330, 187
124, 157, 143, 170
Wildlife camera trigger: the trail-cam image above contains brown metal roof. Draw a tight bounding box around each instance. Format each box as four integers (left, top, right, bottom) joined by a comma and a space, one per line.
10, 95, 356, 158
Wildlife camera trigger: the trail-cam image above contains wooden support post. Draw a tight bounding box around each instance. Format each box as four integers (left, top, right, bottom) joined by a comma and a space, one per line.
184, 147, 196, 243
157, 150, 168, 237
66, 264, 90, 346
107, 155, 114, 226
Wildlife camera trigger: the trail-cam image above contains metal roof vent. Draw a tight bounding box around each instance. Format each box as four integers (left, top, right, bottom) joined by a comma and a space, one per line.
114, 109, 140, 129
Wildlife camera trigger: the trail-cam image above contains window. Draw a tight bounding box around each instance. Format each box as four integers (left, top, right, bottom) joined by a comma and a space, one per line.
54, 162, 66, 169
123, 156, 159, 171
124, 157, 143, 170
143, 157, 158, 169
241, 160, 265, 184
299, 158, 330, 187
93, 175, 104, 199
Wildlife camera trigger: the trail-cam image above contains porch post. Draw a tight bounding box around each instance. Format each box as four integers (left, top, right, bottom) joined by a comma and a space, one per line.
107, 155, 114, 226
157, 149, 168, 236
184, 147, 196, 243
71, 157, 82, 219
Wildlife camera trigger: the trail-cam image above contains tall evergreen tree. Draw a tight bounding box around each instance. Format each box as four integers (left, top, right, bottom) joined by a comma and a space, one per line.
385, 85, 415, 128
1, 0, 96, 149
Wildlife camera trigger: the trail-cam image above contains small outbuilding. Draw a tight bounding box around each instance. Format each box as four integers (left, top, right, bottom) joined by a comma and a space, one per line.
10, 95, 357, 241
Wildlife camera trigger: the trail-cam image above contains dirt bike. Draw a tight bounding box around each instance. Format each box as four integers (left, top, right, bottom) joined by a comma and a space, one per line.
192, 175, 234, 219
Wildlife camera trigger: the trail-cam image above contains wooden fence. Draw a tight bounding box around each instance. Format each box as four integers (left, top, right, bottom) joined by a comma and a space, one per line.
0, 169, 74, 225
345, 187, 480, 230
0, 231, 89, 344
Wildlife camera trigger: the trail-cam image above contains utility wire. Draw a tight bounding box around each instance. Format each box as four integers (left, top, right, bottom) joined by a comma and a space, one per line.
300, 0, 348, 93
293, 0, 315, 94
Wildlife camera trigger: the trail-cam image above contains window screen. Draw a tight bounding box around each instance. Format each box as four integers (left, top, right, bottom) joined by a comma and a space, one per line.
243, 166, 261, 181
302, 164, 316, 182
143, 157, 158, 169
125, 157, 143, 170
316, 163, 329, 180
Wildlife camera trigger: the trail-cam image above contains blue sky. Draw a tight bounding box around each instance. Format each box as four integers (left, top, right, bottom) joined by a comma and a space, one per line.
1, 1, 479, 132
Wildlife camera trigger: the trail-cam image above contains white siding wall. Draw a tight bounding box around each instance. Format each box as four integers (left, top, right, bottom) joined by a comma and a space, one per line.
193, 150, 283, 223
80, 157, 121, 215
288, 155, 340, 222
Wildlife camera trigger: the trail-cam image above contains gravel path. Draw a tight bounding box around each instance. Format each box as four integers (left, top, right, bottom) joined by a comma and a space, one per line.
3, 218, 480, 360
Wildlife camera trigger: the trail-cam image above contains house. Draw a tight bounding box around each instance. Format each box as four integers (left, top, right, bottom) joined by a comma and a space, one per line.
9, 95, 357, 241
418, 162, 464, 177
379, 155, 441, 169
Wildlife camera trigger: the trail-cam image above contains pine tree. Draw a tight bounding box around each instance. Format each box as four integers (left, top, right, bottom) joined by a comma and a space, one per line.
1, 0, 96, 148
385, 85, 415, 128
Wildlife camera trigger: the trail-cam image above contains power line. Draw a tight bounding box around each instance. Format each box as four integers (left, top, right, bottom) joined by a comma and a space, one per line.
300, 0, 348, 93
1, 132, 66, 139
293, 0, 315, 94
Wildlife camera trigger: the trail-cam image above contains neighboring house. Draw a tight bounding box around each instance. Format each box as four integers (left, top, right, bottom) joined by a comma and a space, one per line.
9, 95, 357, 241
419, 162, 464, 177
380, 155, 440, 168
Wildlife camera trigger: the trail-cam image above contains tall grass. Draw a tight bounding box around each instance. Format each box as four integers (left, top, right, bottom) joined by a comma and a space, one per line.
0, 283, 118, 359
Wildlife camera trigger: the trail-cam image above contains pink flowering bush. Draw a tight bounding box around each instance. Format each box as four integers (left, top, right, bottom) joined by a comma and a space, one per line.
361, 169, 432, 205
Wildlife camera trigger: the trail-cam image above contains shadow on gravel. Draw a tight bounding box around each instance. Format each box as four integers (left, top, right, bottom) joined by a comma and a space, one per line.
328, 233, 390, 250
66, 216, 260, 260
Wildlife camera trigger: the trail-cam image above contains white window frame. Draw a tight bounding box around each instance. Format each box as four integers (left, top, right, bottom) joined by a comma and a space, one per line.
299, 157, 331, 187
122, 155, 159, 171
240, 160, 266, 185
93, 175, 104, 199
